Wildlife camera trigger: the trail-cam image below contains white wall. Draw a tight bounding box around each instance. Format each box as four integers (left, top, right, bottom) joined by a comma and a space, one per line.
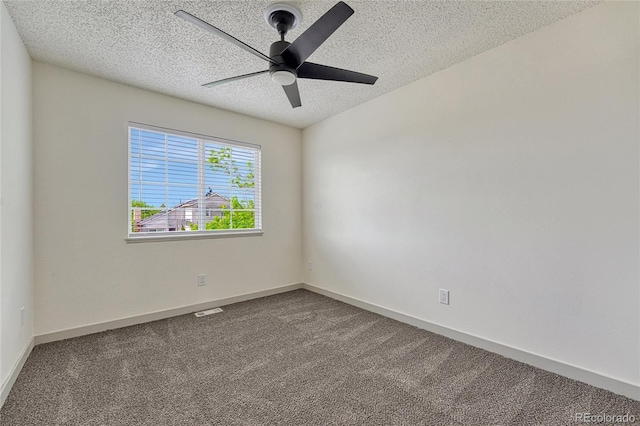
33, 62, 302, 335
303, 1, 639, 388
0, 1, 34, 390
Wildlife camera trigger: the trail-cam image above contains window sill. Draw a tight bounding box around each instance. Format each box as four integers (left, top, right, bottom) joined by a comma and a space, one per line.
126, 229, 263, 243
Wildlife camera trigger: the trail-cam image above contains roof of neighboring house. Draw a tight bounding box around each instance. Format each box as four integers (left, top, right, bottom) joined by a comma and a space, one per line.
136, 192, 228, 228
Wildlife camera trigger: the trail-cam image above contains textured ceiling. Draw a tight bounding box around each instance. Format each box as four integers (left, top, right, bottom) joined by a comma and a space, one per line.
4, 0, 599, 129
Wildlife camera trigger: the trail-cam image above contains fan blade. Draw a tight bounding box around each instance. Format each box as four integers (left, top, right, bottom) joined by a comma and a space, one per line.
298, 62, 377, 84
282, 81, 302, 108
202, 70, 269, 88
280, 2, 354, 68
175, 10, 275, 64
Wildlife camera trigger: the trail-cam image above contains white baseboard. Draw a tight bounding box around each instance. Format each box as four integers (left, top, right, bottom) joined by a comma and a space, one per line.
1, 337, 35, 408
301, 283, 640, 402
35, 283, 303, 345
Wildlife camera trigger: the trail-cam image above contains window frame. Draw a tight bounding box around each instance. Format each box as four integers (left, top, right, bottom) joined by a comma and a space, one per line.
126, 122, 263, 243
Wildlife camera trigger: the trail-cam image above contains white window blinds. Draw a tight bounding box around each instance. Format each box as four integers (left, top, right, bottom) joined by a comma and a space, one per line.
128, 123, 261, 238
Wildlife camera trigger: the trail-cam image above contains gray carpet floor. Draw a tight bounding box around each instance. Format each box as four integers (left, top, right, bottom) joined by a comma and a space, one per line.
1, 289, 638, 425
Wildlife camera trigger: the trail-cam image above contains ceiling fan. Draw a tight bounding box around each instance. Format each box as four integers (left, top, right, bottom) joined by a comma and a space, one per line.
175, 1, 378, 108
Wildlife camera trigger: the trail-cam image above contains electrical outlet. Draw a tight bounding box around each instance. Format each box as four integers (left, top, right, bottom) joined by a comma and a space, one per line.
439, 289, 450, 305
21, 307, 25, 326
198, 274, 206, 286
308, 261, 313, 271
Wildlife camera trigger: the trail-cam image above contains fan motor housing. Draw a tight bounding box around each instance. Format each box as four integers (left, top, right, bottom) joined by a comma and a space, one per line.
270, 40, 300, 77
269, 40, 290, 60
269, 40, 297, 81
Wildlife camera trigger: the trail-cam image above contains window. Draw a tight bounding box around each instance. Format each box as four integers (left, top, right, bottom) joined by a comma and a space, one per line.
128, 123, 261, 240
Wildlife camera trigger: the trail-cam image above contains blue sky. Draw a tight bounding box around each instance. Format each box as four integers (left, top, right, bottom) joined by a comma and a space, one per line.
130, 128, 256, 208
